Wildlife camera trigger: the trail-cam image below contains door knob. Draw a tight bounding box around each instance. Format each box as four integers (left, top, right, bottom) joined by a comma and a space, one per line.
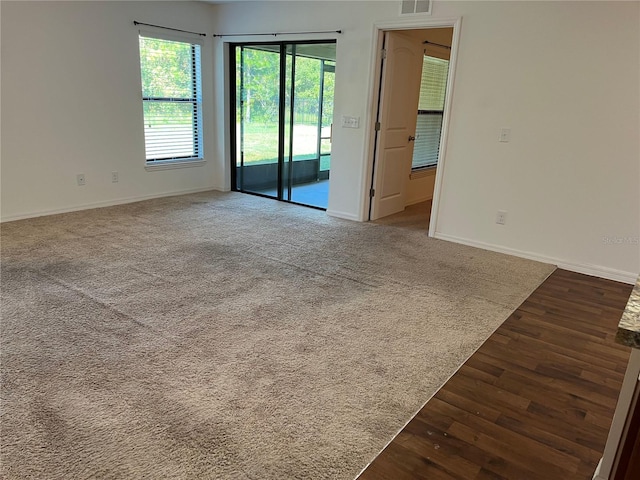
408, 135, 416, 142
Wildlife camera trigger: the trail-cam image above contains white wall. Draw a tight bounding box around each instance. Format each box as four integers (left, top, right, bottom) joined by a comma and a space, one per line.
212, 0, 640, 282
431, 0, 640, 282
1, 1, 219, 221
407, 169, 436, 206
211, 0, 401, 221
2, 1, 638, 282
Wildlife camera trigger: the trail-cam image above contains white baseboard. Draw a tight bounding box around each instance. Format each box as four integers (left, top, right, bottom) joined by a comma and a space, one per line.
434, 232, 638, 285
1, 187, 217, 223
326, 209, 360, 222
406, 195, 433, 207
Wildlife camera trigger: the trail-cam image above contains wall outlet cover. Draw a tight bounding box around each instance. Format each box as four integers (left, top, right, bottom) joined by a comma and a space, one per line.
341, 115, 360, 129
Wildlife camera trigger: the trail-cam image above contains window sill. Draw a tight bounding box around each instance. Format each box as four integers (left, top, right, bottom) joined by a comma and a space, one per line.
410, 165, 437, 180
145, 159, 206, 172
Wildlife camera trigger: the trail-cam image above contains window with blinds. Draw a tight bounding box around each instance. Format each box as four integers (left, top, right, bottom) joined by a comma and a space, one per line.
412, 56, 449, 170
138, 33, 203, 163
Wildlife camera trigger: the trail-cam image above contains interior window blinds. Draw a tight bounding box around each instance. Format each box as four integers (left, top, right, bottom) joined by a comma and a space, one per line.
412, 56, 449, 169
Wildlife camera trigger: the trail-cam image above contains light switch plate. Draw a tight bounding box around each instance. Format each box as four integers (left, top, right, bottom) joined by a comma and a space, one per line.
341, 115, 360, 129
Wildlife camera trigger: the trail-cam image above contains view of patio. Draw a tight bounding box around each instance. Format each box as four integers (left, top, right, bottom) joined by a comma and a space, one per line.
233, 42, 335, 210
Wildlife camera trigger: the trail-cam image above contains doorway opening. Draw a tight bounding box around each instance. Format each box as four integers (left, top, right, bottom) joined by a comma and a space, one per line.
367, 26, 455, 233
230, 41, 336, 210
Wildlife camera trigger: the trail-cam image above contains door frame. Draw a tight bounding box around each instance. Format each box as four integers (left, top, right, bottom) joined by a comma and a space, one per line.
362, 16, 461, 237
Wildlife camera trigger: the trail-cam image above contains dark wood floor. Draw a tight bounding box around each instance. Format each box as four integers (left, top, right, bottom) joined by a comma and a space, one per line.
359, 269, 634, 480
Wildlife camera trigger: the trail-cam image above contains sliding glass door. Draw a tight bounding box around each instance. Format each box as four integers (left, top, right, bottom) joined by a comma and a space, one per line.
231, 41, 336, 210
234, 46, 281, 198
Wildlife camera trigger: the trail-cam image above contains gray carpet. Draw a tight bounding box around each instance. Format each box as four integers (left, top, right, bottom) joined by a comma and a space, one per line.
0, 191, 555, 479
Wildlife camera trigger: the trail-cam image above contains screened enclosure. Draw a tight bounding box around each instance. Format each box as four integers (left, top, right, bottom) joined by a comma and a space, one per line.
231, 41, 336, 209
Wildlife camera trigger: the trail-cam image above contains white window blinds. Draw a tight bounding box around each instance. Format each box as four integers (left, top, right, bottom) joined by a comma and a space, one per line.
412, 56, 449, 169
139, 34, 203, 163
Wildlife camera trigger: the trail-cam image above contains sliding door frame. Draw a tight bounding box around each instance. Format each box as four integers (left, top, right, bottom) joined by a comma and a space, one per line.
229, 39, 336, 209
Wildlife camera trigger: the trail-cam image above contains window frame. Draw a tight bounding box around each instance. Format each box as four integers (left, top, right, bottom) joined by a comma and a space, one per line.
137, 29, 204, 169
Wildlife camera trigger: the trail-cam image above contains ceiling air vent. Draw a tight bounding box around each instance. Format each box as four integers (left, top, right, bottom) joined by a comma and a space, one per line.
401, 0, 431, 15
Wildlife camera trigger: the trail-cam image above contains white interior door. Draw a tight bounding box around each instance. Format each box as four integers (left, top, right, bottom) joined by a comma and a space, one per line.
371, 31, 423, 220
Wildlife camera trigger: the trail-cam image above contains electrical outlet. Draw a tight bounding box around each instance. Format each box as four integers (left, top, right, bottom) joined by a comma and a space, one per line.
111, 171, 119, 183
76, 174, 86, 186
496, 210, 507, 225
